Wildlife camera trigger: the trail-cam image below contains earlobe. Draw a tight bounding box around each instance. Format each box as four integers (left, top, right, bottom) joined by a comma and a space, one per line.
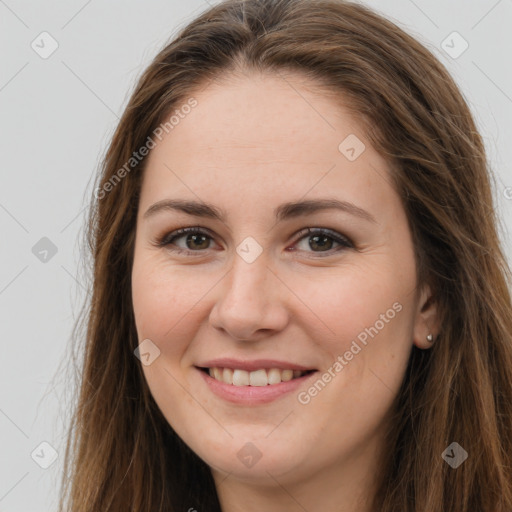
413, 285, 440, 350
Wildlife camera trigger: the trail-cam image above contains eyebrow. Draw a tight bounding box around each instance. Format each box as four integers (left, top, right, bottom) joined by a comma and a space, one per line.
143, 198, 377, 224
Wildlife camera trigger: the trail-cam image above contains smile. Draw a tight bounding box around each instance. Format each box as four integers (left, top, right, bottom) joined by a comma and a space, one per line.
196, 362, 318, 404
202, 367, 313, 386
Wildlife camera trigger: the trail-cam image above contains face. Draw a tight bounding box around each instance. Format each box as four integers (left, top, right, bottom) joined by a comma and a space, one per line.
131, 71, 432, 487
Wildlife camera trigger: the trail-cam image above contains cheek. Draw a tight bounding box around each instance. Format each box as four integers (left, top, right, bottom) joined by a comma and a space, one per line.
302, 263, 414, 349
131, 254, 230, 373
131, 255, 197, 354
131, 260, 213, 428
291, 268, 415, 439
296, 258, 416, 409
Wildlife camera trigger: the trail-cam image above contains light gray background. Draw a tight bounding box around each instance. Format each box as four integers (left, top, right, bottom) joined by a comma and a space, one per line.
1, 1, 511, 510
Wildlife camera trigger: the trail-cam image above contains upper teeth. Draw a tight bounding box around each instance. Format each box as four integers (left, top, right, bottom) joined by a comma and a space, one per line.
208, 367, 305, 386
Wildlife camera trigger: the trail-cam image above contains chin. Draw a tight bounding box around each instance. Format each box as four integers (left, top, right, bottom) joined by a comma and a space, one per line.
182, 426, 315, 482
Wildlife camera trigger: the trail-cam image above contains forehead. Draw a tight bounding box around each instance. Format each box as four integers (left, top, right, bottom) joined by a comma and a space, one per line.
140, 71, 398, 222
171, 71, 358, 161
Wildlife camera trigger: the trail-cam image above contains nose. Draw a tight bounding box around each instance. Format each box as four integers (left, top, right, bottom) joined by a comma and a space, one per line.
209, 251, 290, 341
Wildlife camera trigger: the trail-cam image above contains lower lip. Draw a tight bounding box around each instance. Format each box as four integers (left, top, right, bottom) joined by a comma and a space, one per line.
196, 367, 317, 405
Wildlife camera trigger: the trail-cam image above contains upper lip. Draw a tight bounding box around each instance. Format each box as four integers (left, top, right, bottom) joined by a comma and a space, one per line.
196, 358, 316, 372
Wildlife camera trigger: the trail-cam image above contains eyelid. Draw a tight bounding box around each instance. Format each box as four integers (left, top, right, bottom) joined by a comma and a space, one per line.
155, 226, 219, 251
291, 227, 354, 250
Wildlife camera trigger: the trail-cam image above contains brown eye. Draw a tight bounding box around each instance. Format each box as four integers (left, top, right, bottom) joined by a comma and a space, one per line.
158, 227, 216, 253
179, 232, 210, 250
292, 228, 354, 255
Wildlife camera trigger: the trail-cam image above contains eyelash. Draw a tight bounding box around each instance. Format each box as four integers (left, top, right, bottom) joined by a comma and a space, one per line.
155, 226, 354, 257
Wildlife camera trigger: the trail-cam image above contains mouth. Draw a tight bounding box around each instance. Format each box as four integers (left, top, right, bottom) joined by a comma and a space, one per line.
197, 366, 316, 386
195, 361, 318, 404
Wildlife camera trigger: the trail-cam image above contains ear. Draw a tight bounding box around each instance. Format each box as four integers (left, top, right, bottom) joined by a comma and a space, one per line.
413, 284, 440, 350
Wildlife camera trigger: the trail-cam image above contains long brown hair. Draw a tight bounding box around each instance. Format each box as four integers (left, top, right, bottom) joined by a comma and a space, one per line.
57, 0, 512, 510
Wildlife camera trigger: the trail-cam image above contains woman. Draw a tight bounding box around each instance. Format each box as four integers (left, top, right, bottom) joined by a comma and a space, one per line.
58, 0, 512, 510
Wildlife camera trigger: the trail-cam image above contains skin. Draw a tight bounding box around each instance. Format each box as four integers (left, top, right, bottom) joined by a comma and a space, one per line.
131, 70, 439, 512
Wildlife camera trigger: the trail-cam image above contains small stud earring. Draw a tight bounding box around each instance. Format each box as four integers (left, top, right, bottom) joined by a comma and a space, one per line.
426, 334, 434, 342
